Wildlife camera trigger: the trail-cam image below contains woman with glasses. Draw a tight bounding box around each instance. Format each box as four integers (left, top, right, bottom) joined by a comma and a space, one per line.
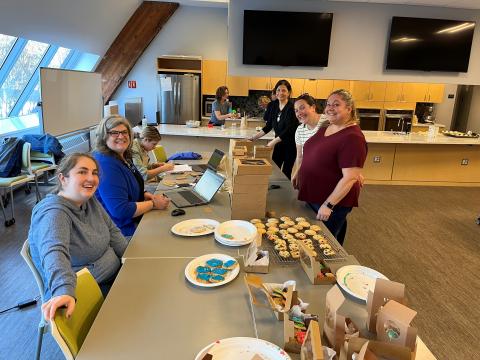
29, 153, 127, 320
93, 115, 170, 237
248, 79, 299, 179
291, 93, 328, 189
296, 89, 367, 245
131, 126, 174, 181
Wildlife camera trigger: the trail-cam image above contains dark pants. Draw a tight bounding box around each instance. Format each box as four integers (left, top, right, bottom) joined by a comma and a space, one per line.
272, 142, 296, 180
308, 203, 352, 245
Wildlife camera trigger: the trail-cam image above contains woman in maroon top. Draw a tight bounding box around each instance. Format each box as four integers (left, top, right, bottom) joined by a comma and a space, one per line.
295, 89, 367, 245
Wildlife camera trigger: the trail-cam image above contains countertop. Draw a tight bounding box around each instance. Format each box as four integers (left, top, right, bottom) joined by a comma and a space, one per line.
157, 124, 480, 145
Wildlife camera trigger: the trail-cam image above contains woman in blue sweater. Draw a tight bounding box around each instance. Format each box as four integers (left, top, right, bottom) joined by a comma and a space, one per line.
29, 153, 128, 320
93, 115, 169, 236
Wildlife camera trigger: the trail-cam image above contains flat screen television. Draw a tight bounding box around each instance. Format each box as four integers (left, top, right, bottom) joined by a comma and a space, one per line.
386, 16, 476, 72
243, 10, 333, 67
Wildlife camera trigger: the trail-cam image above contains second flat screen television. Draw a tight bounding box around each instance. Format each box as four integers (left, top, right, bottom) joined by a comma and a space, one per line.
243, 10, 333, 67
386, 16, 476, 72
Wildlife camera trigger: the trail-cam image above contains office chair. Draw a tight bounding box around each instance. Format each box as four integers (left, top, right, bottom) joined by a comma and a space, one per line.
152, 145, 167, 163
22, 142, 54, 202
50, 268, 104, 359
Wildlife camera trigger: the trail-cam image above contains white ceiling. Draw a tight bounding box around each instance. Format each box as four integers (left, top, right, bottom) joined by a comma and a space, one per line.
174, 0, 480, 10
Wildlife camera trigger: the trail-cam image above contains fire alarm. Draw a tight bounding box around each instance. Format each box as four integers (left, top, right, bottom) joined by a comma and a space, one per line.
128, 80, 137, 88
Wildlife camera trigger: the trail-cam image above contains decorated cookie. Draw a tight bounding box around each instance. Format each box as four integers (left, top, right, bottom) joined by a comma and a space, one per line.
267, 234, 280, 241
223, 259, 237, 270
275, 244, 288, 251
287, 227, 298, 234
209, 274, 225, 283
323, 249, 336, 256
312, 234, 325, 241
294, 232, 307, 239
289, 243, 299, 251
320, 243, 332, 250
206, 258, 223, 267
196, 273, 212, 283
279, 250, 291, 258
196, 266, 212, 273
211, 268, 228, 275
290, 251, 300, 259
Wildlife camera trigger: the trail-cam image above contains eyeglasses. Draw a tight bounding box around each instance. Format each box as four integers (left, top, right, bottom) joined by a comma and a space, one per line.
107, 130, 129, 138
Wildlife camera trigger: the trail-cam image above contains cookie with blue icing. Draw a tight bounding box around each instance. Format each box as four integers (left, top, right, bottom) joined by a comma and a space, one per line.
196, 273, 212, 283
223, 259, 237, 270
209, 275, 225, 283
196, 266, 212, 273
211, 268, 228, 275
206, 258, 223, 267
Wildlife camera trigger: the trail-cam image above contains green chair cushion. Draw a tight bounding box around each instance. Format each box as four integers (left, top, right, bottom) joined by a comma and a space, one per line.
31, 162, 51, 171
0, 175, 28, 187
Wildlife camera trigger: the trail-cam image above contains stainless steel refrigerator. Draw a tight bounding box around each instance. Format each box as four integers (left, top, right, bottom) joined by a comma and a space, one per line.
156, 73, 200, 125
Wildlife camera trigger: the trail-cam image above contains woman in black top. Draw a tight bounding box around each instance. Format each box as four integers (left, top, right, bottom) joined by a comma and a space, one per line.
248, 79, 299, 179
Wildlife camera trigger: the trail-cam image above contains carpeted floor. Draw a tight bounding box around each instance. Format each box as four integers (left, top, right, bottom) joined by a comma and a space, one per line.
0, 184, 479, 359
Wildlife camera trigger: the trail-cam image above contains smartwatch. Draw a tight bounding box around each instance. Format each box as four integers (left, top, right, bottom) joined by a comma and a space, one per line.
324, 201, 335, 210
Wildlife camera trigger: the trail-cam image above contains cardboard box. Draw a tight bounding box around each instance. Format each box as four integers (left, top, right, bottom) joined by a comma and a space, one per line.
233, 174, 270, 185
339, 338, 413, 360
229, 139, 254, 157
103, 104, 119, 116
254, 145, 273, 160
366, 278, 406, 332
233, 158, 273, 176
233, 145, 248, 157
376, 300, 417, 353
300, 320, 324, 360
324, 286, 359, 354
232, 182, 269, 194
243, 240, 269, 274
297, 240, 336, 285
231, 206, 266, 221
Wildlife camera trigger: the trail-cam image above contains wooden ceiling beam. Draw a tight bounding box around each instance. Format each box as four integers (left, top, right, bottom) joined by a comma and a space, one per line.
95, 1, 179, 104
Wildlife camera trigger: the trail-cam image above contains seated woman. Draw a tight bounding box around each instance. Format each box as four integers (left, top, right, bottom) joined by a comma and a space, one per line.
93, 115, 169, 237
296, 89, 367, 245
131, 126, 174, 181
209, 86, 237, 126
29, 153, 128, 320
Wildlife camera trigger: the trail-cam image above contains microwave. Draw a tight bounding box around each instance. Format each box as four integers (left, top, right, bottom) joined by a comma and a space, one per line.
204, 97, 215, 117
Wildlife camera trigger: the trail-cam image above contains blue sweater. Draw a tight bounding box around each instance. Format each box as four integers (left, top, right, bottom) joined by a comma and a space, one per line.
93, 152, 142, 236
29, 195, 127, 301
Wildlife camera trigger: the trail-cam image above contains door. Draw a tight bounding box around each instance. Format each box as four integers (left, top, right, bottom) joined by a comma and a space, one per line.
157, 74, 176, 124
178, 74, 200, 124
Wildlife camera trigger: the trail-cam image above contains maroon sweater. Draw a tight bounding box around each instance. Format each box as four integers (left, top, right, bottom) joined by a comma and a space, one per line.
298, 125, 367, 207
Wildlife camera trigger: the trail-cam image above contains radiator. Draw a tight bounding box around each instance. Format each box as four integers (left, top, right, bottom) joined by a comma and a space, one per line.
59, 133, 90, 154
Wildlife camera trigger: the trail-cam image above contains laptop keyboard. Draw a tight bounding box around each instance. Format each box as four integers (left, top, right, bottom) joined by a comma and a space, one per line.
179, 190, 204, 204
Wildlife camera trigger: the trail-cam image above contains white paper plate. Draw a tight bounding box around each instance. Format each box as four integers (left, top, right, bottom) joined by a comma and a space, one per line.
171, 219, 219, 237
195, 337, 291, 360
336, 265, 389, 302
214, 220, 257, 247
184, 254, 240, 288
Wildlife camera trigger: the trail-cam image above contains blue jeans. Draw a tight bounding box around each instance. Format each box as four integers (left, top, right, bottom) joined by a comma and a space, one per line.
308, 203, 352, 245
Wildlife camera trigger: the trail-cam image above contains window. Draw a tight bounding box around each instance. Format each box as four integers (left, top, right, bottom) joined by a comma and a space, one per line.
0, 34, 17, 68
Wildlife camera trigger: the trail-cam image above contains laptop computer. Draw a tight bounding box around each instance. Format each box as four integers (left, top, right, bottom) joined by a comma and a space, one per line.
164, 168, 225, 208
191, 149, 224, 173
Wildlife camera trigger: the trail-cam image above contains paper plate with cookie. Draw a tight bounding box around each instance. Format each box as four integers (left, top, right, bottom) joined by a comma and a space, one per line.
185, 253, 240, 288
214, 220, 257, 246
195, 337, 291, 360
171, 219, 219, 237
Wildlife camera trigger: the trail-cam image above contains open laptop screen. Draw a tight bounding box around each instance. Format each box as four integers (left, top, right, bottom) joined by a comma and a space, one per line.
193, 168, 225, 201
207, 149, 224, 170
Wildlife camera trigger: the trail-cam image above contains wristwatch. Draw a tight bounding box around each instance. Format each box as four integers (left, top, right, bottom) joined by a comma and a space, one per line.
324, 201, 335, 210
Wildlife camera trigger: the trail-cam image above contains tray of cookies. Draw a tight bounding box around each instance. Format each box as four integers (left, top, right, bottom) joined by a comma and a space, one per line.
250, 216, 347, 264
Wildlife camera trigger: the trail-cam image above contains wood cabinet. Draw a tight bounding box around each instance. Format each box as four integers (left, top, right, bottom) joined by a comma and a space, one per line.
303, 79, 318, 98
332, 80, 351, 93
317, 80, 334, 99
384, 82, 444, 103
424, 84, 445, 103
249, 77, 271, 90
351, 81, 387, 102
226, 76, 249, 96
202, 60, 226, 95
290, 78, 304, 97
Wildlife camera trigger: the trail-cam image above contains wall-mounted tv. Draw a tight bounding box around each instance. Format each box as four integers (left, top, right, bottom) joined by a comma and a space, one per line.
386, 16, 476, 72
243, 10, 333, 67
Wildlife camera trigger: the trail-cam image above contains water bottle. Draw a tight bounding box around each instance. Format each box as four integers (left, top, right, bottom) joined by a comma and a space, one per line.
142, 115, 147, 128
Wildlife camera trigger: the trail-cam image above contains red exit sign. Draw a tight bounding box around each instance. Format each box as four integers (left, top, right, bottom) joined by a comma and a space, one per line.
128, 80, 137, 88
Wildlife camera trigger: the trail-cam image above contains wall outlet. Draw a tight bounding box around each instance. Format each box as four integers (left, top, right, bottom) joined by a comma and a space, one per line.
373, 155, 381, 163
461, 159, 469, 165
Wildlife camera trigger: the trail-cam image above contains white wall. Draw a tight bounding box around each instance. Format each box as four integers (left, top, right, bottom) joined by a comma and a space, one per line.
434, 84, 458, 130
112, 6, 228, 122
228, 0, 480, 84
0, 0, 140, 55
466, 86, 480, 133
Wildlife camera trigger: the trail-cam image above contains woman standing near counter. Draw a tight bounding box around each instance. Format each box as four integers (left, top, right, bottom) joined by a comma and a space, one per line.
209, 86, 236, 126
93, 115, 169, 237
248, 79, 299, 179
297, 89, 367, 245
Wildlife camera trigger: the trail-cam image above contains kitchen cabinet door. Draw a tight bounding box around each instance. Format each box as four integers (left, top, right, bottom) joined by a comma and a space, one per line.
290, 78, 304, 97
202, 60, 226, 95
249, 77, 270, 90
226, 76, 249, 96
369, 81, 387, 101
403, 82, 427, 102
332, 80, 351, 93
303, 79, 318, 98
270, 77, 291, 91
385, 82, 402, 102
316, 80, 333, 99
351, 81, 371, 102
426, 84, 445, 103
